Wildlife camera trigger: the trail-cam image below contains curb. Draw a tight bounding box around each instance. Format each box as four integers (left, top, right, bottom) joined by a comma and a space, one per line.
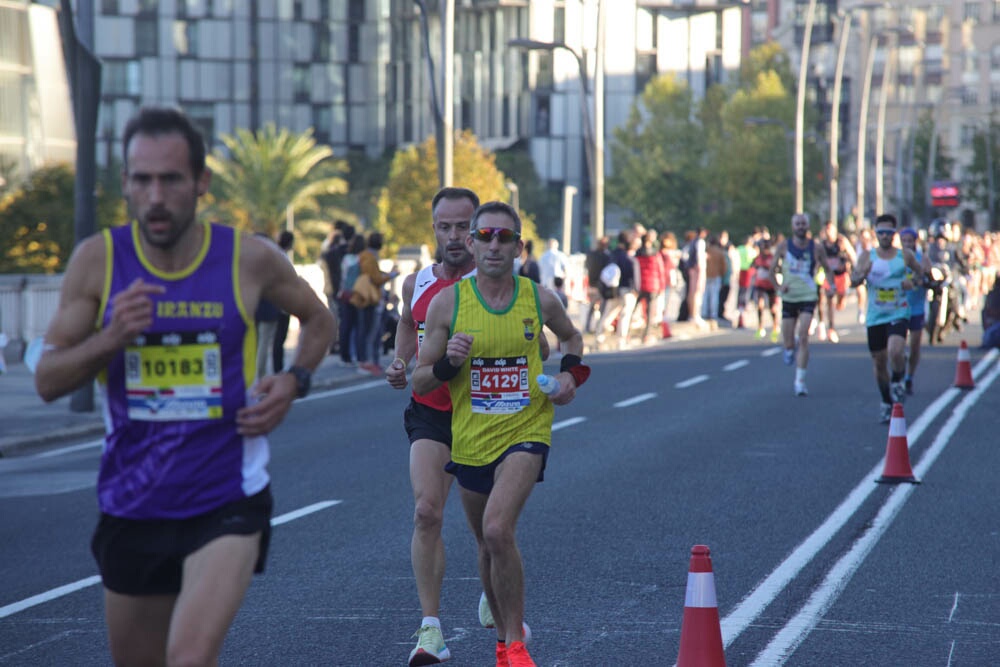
0, 366, 373, 459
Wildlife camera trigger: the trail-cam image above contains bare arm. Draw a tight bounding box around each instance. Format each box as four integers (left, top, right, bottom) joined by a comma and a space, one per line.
851, 249, 872, 286
236, 235, 334, 435
412, 287, 467, 396
537, 286, 584, 406
769, 241, 787, 292
385, 272, 417, 389
901, 248, 923, 290
35, 236, 166, 402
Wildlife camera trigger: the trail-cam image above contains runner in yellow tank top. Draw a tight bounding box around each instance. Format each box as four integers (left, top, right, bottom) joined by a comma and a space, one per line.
413, 201, 588, 667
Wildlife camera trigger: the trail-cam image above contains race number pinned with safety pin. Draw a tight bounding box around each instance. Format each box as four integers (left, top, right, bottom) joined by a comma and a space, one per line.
124, 331, 223, 421
469, 355, 530, 414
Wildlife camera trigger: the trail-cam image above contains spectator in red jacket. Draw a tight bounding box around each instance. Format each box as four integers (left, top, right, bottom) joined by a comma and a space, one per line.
634, 229, 666, 344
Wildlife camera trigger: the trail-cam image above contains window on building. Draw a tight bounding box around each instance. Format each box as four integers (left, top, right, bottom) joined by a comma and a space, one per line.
136, 17, 158, 56
184, 103, 214, 148
534, 94, 550, 136
992, 87, 1000, 105
313, 23, 330, 61
137, 0, 157, 16
294, 0, 304, 21
348, 24, 360, 63
962, 87, 979, 105
994, 0, 1000, 21
554, 7, 565, 44
293, 64, 310, 102
348, 0, 364, 23
964, 2, 981, 24
103, 61, 141, 96
636, 52, 656, 94
312, 105, 331, 144
173, 20, 198, 56
101, 0, 120, 14
991, 44, 1000, 69
960, 123, 976, 147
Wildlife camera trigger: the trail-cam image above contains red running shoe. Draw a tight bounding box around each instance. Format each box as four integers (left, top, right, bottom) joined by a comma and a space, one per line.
506, 640, 535, 667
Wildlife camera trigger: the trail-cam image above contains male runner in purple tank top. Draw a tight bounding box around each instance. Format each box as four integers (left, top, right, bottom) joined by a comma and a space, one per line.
34, 107, 334, 666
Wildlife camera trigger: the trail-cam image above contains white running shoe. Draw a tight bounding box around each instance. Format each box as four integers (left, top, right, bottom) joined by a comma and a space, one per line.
478, 592, 531, 643
828, 329, 840, 344
794, 381, 808, 397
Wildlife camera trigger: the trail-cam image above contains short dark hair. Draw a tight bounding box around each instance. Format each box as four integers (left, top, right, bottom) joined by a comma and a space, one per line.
122, 106, 207, 177
277, 230, 294, 250
470, 200, 521, 233
367, 232, 383, 250
432, 187, 480, 216
875, 213, 897, 228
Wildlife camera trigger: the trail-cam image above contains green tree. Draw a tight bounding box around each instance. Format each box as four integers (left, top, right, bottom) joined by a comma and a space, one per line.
0, 164, 125, 273
494, 143, 561, 238
205, 124, 348, 237
607, 75, 707, 232
372, 130, 537, 256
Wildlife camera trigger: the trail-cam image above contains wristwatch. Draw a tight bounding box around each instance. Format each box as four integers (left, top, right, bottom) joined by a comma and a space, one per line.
286, 365, 312, 398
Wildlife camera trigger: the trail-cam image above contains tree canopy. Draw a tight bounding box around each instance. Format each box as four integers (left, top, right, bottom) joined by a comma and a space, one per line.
0, 164, 125, 273
372, 130, 538, 256
205, 123, 348, 237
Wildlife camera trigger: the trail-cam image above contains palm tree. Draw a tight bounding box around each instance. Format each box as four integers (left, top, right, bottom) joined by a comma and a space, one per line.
206, 124, 348, 236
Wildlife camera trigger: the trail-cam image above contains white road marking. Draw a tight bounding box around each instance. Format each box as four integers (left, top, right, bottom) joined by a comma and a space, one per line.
270, 500, 342, 526
33, 439, 103, 458
723, 360, 749, 371
0, 500, 343, 619
0, 576, 102, 619
742, 351, 1000, 665
299, 380, 385, 401
675, 375, 709, 389
761, 348, 783, 357
553, 417, 586, 431
613, 393, 657, 407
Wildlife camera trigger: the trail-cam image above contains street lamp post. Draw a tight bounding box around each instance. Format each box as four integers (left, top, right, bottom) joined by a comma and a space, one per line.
856, 34, 878, 227
794, 0, 818, 213
509, 32, 604, 249
828, 10, 852, 228
874, 32, 897, 214
413, 0, 454, 187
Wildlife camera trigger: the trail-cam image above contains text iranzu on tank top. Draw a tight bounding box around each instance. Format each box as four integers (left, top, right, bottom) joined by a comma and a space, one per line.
469, 355, 530, 414
124, 330, 223, 421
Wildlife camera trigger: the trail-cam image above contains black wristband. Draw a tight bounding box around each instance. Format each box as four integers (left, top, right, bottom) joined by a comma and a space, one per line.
560, 354, 582, 373
432, 355, 461, 382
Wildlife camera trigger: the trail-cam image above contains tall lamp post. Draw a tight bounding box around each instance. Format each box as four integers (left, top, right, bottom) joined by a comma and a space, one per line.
794, 0, 818, 213
509, 36, 602, 248
413, 0, 454, 187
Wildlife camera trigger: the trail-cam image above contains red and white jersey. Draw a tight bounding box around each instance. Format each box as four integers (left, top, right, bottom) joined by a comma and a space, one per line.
411, 264, 475, 411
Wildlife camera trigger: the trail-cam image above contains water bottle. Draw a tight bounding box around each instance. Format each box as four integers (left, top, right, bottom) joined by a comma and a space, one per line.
536, 374, 560, 395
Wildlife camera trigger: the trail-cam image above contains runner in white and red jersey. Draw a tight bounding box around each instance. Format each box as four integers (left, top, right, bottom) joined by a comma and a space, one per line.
385, 187, 479, 666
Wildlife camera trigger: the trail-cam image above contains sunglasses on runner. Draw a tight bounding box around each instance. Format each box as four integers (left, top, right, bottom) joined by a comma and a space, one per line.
472, 227, 521, 243
875, 229, 895, 236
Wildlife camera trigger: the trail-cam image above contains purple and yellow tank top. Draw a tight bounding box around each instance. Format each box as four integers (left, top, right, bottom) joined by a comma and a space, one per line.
96, 221, 267, 519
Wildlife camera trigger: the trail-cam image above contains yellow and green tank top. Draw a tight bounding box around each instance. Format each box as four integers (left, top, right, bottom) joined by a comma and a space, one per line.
448, 275, 553, 465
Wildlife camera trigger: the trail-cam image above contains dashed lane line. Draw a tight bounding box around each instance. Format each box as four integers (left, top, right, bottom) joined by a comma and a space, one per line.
723, 360, 750, 371
675, 374, 710, 389
613, 393, 658, 408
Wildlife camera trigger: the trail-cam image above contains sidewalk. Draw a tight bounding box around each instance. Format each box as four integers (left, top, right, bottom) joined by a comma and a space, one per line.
0, 353, 374, 458
0, 314, 711, 458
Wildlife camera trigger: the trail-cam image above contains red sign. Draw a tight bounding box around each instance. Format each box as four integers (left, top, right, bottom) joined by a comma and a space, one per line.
930, 181, 960, 208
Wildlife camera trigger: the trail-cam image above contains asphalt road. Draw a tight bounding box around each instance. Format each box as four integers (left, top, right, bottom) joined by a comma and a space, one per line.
2, 324, 998, 666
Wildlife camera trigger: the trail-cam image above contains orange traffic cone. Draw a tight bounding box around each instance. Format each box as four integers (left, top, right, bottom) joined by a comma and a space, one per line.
876, 404, 920, 484
677, 545, 726, 667
662, 320, 673, 339
953, 340, 975, 389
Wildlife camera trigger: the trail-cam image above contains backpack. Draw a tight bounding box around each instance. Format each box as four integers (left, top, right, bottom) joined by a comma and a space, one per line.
599, 261, 621, 290
339, 256, 361, 302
